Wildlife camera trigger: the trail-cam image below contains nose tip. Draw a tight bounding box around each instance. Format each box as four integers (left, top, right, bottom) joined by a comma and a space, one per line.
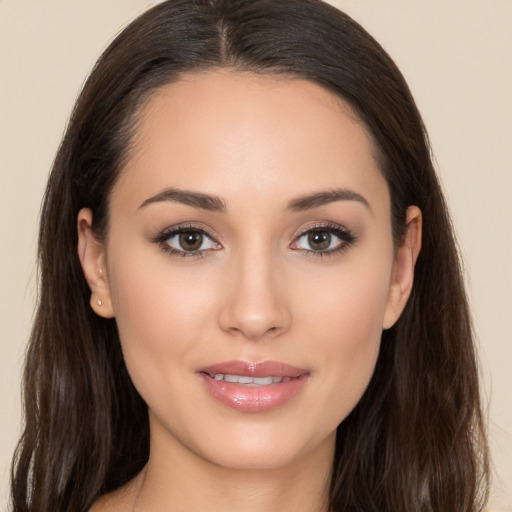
217, 268, 292, 341
220, 309, 290, 341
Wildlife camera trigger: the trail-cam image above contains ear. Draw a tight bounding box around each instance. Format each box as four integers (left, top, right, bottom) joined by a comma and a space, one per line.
77, 208, 114, 319
383, 205, 422, 329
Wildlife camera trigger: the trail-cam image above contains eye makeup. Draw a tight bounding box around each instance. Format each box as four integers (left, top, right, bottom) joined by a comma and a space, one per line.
290, 221, 357, 258
151, 219, 357, 260
152, 223, 222, 258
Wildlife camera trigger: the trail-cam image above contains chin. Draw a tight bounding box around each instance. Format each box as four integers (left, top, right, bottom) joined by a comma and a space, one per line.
189, 421, 337, 472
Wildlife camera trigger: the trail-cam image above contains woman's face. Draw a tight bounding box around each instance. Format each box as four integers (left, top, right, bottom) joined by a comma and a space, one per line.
79, 71, 418, 471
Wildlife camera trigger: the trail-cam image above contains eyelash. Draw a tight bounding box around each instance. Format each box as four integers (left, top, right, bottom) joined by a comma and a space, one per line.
291, 222, 357, 258
152, 222, 356, 259
153, 224, 220, 258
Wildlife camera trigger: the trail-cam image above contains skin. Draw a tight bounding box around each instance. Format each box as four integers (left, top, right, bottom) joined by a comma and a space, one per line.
80, 71, 421, 512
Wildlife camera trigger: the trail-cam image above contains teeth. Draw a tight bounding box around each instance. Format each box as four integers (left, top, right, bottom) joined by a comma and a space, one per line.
210, 374, 293, 386
253, 376, 274, 385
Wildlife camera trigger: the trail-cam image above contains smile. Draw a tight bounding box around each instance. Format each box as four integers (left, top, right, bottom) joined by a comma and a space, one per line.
198, 360, 310, 412
208, 374, 294, 386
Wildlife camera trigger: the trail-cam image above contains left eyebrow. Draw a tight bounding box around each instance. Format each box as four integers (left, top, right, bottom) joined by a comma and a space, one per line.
286, 188, 371, 212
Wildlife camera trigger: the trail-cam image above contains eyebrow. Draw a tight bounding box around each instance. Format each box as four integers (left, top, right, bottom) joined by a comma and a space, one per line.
139, 188, 226, 212
286, 188, 371, 212
138, 186, 370, 213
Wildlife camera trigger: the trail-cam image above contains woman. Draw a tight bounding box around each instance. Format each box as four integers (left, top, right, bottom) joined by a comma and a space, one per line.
10, 0, 489, 511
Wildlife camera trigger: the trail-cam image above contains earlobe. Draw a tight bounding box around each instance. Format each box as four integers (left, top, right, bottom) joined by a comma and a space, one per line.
77, 208, 115, 319
383, 206, 422, 329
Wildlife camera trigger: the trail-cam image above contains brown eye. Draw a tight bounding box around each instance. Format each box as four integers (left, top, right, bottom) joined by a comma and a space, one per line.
307, 231, 331, 251
291, 224, 356, 255
158, 227, 220, 256
179, 232, 204, 251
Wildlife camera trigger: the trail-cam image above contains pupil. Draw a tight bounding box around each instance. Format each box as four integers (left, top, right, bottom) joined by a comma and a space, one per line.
179, 232, 203, 251
308, 231, 331, 251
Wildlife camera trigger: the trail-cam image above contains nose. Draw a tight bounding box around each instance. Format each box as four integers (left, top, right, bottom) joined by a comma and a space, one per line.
217, 249, 292, 341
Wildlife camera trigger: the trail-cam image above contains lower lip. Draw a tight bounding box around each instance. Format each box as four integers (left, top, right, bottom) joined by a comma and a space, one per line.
198, 373, 310, 412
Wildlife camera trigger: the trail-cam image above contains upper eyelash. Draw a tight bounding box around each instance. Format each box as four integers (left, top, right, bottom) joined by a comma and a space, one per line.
152, 222, 356, 258
292, 222, 357, 257
152, 224, 220, 258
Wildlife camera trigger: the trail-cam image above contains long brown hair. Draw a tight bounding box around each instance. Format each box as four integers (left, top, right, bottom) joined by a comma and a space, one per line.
11, 1, 489, 510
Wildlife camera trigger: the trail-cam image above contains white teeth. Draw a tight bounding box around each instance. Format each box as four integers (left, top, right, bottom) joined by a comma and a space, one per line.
253, 376, 274, 385
210, 374, 292, 386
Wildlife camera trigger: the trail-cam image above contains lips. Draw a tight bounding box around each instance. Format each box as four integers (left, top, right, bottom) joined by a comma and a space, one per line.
197, 360, 310, 412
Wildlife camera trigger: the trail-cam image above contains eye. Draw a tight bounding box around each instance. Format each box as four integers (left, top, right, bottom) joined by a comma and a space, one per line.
291, 223, 356, 254
154, 225, 221, 257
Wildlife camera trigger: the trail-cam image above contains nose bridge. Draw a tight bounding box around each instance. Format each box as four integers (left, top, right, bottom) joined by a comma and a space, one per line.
219, 237, 291, 340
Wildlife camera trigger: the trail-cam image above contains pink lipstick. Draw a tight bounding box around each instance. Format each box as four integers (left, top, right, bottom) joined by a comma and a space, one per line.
197, 360, 310, 412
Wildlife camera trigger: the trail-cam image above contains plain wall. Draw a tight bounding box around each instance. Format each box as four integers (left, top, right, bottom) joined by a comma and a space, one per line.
1, 1, 510, 510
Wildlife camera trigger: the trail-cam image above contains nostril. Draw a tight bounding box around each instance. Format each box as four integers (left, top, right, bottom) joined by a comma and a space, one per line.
223, 323, 287, 342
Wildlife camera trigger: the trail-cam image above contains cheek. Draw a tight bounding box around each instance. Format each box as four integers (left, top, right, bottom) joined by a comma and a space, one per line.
298, 248, 393, 346
106, 247, 219, 397
294, 247, 393, 420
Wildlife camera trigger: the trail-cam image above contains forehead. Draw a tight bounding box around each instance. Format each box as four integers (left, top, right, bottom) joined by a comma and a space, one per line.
113, 70, 388, 213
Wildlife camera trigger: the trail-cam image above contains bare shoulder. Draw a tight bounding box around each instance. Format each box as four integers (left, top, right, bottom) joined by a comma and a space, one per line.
89, 473, 143, 512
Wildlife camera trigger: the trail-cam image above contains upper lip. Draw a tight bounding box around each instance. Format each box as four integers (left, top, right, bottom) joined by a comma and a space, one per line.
198, 360, 309, 378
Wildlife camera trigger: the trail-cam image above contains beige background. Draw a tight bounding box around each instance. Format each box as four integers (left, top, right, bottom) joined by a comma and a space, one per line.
1, 1, 510, 510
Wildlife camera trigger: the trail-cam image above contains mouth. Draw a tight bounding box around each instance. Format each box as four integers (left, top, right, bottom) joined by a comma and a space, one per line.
197, 360, 310, 412
204, 373, 295, 386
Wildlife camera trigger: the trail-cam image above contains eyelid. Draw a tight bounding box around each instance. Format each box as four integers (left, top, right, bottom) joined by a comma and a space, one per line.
152, 223, 222, 257
292, 221, 352, 240
152, 221, 355, 258
290, 221, 356, 255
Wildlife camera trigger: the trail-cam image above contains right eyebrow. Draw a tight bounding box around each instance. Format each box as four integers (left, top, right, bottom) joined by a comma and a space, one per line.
138, 187, 226, 212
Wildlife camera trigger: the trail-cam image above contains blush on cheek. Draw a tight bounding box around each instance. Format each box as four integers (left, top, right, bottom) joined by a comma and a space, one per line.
304, 266, 389, 420
108, 257, 172, 385
108, 252, 218, 402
